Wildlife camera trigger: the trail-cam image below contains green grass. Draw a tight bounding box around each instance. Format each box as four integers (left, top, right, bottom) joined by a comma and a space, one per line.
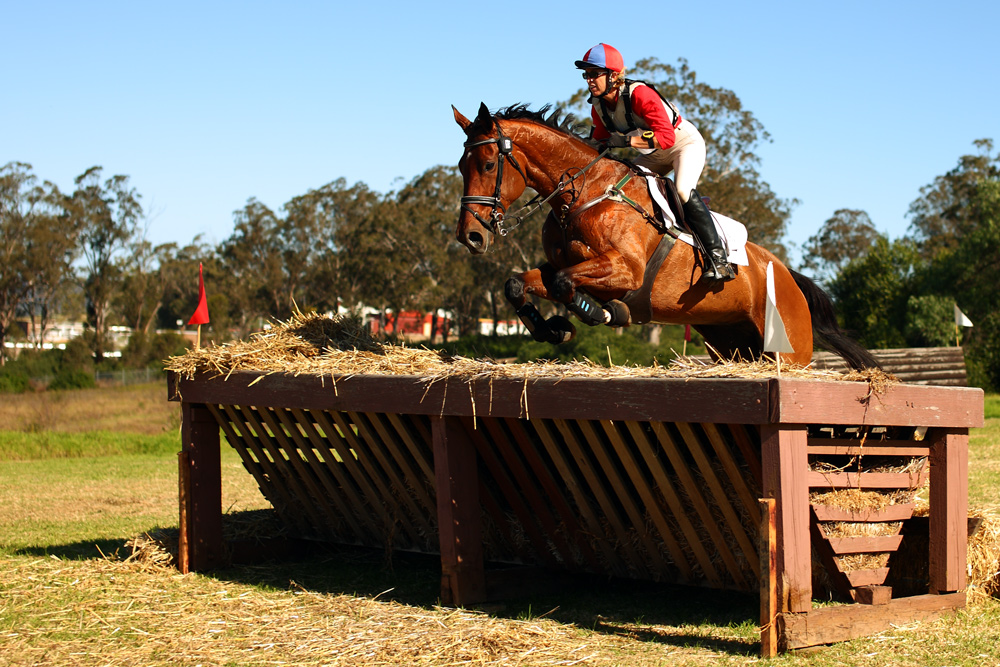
0, 429, 179, 461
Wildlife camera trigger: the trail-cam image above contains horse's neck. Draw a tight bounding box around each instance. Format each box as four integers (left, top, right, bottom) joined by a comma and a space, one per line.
512, 123, 604, 196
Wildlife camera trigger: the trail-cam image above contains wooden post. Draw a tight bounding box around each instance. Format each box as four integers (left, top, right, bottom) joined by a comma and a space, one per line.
432, 415, 486, 606
759, 497, 778, 657
178, 402, 224, 572
929, 428, 968, 594
761, 424, 811, 613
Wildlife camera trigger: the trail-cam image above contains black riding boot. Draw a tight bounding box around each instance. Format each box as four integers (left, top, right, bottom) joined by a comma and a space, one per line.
682, 189, 736, 283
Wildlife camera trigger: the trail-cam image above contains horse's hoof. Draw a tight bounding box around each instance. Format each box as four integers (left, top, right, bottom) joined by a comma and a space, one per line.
545, 315, 576, 344
604, 300, 631, 327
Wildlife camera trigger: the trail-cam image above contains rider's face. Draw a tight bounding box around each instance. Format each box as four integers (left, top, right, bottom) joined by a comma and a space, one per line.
583, 69, 611, 97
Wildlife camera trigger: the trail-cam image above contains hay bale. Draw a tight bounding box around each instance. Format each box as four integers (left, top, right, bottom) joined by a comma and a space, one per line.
164, 312, 895, 388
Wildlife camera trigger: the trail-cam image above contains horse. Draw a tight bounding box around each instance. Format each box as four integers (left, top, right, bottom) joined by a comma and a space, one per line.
453, 103, 878, 370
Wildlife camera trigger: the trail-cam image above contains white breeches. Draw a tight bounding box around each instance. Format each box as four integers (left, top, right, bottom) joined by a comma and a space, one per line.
634, 119, 706, 203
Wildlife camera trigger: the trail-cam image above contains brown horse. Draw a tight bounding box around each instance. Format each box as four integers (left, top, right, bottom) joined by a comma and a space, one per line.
454, 103, 877, 370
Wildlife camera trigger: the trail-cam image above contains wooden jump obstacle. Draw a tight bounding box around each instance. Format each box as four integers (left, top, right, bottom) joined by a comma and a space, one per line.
167, 370, 983, 654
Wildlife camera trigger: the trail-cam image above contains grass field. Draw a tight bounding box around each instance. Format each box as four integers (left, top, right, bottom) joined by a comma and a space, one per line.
1, 384, 999, 666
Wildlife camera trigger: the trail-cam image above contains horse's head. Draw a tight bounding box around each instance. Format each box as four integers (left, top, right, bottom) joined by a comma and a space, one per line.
453, 103, 528, 254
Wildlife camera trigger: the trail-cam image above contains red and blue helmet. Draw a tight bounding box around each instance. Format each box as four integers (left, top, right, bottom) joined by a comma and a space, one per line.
574, 43, 624, 73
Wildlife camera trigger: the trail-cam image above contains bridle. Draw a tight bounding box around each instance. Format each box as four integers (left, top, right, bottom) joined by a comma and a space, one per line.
460, 120, 527, 237
461, 116, 611, 238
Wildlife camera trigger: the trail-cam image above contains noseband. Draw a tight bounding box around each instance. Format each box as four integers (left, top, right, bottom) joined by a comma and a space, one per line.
460, 121, 527, 236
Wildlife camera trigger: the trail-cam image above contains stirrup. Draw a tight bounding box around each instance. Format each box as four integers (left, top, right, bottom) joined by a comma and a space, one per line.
700, 254, 736, 283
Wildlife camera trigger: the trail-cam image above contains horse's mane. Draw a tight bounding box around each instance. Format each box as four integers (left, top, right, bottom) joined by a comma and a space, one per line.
471, 103, 596, 148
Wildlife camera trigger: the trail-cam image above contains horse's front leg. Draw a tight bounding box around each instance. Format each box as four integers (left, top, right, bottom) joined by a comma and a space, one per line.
550, 250, 642, 327
504, 264, 577, 344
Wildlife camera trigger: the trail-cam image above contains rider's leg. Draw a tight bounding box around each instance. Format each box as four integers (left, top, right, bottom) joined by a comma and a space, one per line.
682, 190, 736, 283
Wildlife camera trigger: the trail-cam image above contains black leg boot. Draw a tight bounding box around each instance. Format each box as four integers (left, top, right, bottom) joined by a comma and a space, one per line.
682, 189, 736, 283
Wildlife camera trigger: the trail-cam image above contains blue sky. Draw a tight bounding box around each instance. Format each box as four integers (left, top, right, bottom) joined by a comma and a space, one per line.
4, 1, 997, 265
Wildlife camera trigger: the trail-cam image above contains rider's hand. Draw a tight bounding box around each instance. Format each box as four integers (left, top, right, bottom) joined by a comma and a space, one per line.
608, 133, 631, 148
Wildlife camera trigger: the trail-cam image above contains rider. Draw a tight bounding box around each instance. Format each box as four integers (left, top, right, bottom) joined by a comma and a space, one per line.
575, 43, 736, 283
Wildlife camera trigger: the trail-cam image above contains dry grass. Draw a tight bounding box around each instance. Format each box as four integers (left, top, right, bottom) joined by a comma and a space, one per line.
0, 383, 179, 435
163, 311, 895, 389
1, 554, 630, 667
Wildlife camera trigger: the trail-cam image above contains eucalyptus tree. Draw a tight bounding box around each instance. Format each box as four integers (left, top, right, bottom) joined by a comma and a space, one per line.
800, 209, 880, 284
0, 162, 71, 363
908, 139, 1000, 260
63, 166, 143, 363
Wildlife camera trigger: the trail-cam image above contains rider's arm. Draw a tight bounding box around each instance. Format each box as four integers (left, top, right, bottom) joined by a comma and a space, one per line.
590, 106, 611, 143
630, 85, 677, 150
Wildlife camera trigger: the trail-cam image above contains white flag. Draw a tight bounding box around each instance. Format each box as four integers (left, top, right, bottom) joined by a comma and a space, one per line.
764, 262, 795, 353
954, 304, 974, 327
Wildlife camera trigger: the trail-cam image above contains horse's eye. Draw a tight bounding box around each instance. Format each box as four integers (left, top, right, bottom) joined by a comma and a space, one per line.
484, 161, 496, 172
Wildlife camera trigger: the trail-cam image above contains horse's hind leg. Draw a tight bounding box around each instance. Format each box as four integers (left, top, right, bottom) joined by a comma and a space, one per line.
694, 322, 763, 362
505, 270, 576, 344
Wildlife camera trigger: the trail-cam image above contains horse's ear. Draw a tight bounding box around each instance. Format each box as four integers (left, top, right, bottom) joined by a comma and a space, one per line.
477, 102, 491, 124
453, 105, 472, 131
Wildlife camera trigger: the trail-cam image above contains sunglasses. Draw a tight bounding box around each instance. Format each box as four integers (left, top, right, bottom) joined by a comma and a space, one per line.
581, 69, 608, 80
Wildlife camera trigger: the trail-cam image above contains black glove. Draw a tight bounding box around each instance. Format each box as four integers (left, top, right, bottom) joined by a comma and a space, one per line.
607, 133, 630, 148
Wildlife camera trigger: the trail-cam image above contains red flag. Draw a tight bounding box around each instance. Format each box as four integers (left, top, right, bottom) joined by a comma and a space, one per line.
684, 324, 691, 342
187, 263, 210, 325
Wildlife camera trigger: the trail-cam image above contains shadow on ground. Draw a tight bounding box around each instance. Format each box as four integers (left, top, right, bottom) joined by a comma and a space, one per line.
14, 508, 759, 657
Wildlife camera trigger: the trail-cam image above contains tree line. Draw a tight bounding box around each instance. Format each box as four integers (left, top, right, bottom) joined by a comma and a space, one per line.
1, 58, 998, 389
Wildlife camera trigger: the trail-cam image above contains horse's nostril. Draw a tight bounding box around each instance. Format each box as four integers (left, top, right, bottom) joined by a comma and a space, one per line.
468, 231, 483, 249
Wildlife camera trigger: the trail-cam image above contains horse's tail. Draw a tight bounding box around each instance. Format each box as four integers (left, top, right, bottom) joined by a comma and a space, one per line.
789, 269, 882, 371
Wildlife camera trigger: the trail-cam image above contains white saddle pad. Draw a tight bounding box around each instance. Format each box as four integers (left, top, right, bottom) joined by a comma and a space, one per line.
639, 169, 750, 266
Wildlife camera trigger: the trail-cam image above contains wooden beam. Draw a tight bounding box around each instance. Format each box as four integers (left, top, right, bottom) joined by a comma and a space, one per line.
807, 468, 927, 489
782, 593, 966, 649
761, 425, 811, 613
759, 498, 778, 658
771, 379, 984, 428
178, 402, 224, 572
432, 415, 486, 606
928, 429, 969, 593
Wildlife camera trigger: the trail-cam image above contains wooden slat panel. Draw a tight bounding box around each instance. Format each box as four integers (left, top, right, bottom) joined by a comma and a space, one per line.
702, 423, 762, 528
600, 420, 693, 581
676, 422, 758, 581
727, 423, 763, 486
807, 467, 928, 489
272, 407, 368, 542
577, 419, 665, 577
460, 417, 560, 568
480, 418, 578, 567
624, 421, 721, 587
366, 412, 436, 514
826, 535, 904, 554
807, 439, 930, 457
503, 418, 603, 572
249, 406, 335, 536
811, 503, 915, 522
650, 421, 747, 589
348, 411, 435, 538
533, 419, 629, 577
844, 568, 890, 588
207, 403, 280, 512
219, 405, 312, 535
325, 411, 423, 547
292, 408, 385, 543
385, 412, 435, 482
558, 419, 650, 578
310, 409, 401, 540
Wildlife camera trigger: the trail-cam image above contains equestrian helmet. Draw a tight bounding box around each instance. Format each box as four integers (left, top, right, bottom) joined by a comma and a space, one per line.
575, 43, 624, 73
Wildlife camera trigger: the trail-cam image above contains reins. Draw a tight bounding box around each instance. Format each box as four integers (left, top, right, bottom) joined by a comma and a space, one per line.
461, 114, 669, 237
462, 117, 609, 236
